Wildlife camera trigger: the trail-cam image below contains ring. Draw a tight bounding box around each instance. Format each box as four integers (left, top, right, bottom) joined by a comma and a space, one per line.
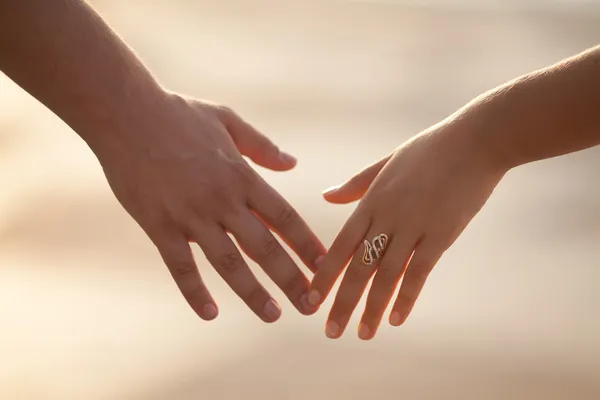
362, 233, 389, 266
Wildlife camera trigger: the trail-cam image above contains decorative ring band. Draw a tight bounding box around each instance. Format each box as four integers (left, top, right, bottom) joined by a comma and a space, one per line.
362, 233, 389, 266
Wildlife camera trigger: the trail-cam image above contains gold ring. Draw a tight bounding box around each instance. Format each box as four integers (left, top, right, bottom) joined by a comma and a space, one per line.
362, 233, 389, 266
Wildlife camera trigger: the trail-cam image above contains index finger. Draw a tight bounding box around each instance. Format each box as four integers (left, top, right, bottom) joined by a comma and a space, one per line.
248, 179, 327, 272
307, 209, 370, 307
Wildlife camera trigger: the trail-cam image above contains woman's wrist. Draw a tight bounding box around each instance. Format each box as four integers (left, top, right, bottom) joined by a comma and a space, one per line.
434, 95, 517, 178
455, 45, 600, 173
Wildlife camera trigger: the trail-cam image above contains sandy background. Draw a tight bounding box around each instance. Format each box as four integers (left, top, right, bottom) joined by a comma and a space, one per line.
1, 0, 600, 399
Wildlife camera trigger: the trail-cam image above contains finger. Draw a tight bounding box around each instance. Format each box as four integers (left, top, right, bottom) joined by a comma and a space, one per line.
225, 211, 317, 315
193, 223, 282, 323
153, 233, 218, 321
220, 107, 296, 171
389, 239, 444, 327
308, 208, 370, 307
248, 179, 327, 273
358, 237, 417, 340
324, 228, 390, 339
322, 156, 392, 204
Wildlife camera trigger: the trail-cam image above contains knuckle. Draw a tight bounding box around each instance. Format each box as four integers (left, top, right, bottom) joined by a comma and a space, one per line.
171, 260, 196, 277
216, 104, 236, 121
409, 263, 432, 283
218, 252, 246, 274
295, 238, 319, 262
181, 286, 209, 310
219, 105, 234, 115
182, 286, 205, 306
345, 263, 365, 280
193, 186, 232, 215
376, 264, 396, 280
216, 201, 245, 222
231, 158, 259, 186
396, 290, 415, 307
206, 189, 244, 219
274, 204, 298, 227
348, 174, 364, 188
213, 188, 236, 209
256, 235, 281, 259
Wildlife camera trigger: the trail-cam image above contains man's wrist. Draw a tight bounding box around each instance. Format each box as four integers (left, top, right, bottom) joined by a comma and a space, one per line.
69, 80, 169, 156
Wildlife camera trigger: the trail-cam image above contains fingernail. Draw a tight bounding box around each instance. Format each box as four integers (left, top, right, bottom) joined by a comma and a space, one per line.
307, 289, 321, 306
300, 293, 316, 314
390, 311, 403, 326
263, 299, 282, 322
322, 185, 341, 195
358, 323, 371, 340
203, 303, 218, 320
314, 255, 325, 269
325, 320, 340, 338
279, 152, 297, 164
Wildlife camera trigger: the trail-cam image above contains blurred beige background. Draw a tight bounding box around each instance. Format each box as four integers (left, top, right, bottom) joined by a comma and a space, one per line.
1, 0, 600, 399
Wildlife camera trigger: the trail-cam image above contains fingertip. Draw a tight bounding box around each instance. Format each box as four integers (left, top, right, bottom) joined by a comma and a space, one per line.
358, 323, 373, 340
202, 303, 219, 321
322, 193, 343, 205
322, 192, 337, 203
389, 310, 404, 327
307, 289, 322, 307
322, 186, 357, 204
323, 195, 346, 204
300, 293, 320, 315
325, 320, 341, 339
322, 185, 341, 197
278, 151, 297, 166
262, 299, 282, 323
314, 254, 326, 269
248, 151, 296, 172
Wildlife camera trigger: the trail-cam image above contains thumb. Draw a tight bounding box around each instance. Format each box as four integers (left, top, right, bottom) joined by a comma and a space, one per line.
220, 107, 296, 171
322, 156, 391, 204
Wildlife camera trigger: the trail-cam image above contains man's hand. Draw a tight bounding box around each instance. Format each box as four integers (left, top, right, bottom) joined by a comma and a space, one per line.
0, 0, 325, 322
96, 93, 326, 322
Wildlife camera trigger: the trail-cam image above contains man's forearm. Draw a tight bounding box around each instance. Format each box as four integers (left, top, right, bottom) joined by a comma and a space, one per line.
463, 45, 600, 169
0, 0, 164, 150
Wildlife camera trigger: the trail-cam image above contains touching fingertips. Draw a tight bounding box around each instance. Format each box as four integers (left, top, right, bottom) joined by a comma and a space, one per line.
314, 254, 325, 269
203, 303, 219, 320
307, 289, 321, 306
263, 299, 282, 322
300, 292, 319, 314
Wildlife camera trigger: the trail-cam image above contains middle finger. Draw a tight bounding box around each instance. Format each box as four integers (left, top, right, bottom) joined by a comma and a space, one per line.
225, 210, 317, 315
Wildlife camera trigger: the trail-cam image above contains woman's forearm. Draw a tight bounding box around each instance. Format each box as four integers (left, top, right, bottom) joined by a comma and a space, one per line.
0, 0, 165, 150
462, 45, 600, 169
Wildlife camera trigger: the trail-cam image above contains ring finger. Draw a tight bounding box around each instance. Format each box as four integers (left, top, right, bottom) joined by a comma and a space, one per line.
325, 226, 392, 339
358, 234, 418, 340
193, 222, 282, 323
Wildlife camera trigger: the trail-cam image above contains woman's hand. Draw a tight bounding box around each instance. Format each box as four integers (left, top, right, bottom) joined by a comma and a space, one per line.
308, 120, 507, 340
94, 92, 326, 323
